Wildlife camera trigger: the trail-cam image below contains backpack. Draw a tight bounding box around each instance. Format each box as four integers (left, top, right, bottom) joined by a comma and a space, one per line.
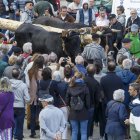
19, 55, 32, 82
70, 95, 84, 111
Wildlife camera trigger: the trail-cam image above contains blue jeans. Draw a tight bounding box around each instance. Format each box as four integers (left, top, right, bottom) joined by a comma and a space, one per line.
107, 134, 124, 140
87, 108, 94, 137
14, 108, 25, 140
70, 120, 88, 140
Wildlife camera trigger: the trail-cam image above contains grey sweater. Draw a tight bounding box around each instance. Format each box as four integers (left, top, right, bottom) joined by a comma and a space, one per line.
10, 79, 30, 108
39, 105, 66, 140
82, 42, 106, 62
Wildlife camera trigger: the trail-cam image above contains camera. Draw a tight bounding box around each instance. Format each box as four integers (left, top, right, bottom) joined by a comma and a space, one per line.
63, 57, 67, 62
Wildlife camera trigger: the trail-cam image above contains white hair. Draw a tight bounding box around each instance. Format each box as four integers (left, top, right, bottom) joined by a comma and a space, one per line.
122, 59, 132, 69
49, 52, 58, 62
113, 89, 125, 102
23, 42, 32, 53
75, 55, 84, 65
52, 71, 62, 81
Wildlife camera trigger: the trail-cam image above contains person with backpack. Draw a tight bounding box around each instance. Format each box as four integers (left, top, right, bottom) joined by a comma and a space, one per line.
66, 71, 90, 140
116, 38, 132, 64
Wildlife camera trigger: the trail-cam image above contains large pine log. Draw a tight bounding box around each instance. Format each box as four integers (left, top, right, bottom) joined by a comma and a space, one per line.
0, 18, 63, 33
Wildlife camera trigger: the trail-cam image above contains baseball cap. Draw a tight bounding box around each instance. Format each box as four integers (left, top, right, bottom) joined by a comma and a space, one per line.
38, 94, 54, 102
131, 24, 139, 32
108, 14, 116, 20
122, 38, 132, 43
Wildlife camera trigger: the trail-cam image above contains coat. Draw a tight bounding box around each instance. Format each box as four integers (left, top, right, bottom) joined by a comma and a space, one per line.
0, 60, 8, 78
100, 72, 124, 103
57, 14, 75, 23
117, 69, 137, 106
125, 33, 140, 58
0, 91, 14, 130
84, 75, 101, 108
105, 100, 128, 136
38, 79, 59, 107
130, 98, 140, 140
66, 80, 90, 121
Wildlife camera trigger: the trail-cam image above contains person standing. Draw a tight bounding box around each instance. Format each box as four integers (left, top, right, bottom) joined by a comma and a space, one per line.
125, 24, 140, 58
108, 14, 123, 59
75, 0, 95, 26
105, 89, 128, 140
84, 64, 101, 139
116, 5, 126, 28
0, 77, 14, 140
66, 71, 90, 140
126, 9, 140, 31
57, 6, 75, 23
82, 33, 106, 65
117, 38, 132, 63
126, 83, 140, 140
100, 61, 124, 103
39, 94, 66, 140
10, 68, 30, 140
28, 55, 44, 138
20, 0, 35, 23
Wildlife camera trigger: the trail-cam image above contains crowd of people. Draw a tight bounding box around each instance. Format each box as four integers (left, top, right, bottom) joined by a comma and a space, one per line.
0, 0, 140, 140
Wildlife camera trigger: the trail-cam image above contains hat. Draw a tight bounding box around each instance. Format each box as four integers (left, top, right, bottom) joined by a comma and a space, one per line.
13, 47, 22, 54
25, 0, 34, 5
122, 38, 132, 43
38, 94, 54, 102
131, 24, 139, 32
82, 0, 89, 5
92, 33, 100, 39
108, 14, 116, 20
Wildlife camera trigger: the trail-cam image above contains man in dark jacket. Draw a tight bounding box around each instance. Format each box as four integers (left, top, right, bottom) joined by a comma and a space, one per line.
84, 64, 101, 139
126, 9, 140, 31
108, 14, 123, 59
100, 61, 124, 103
57, 6, 75, 23
117, 59, 137, 106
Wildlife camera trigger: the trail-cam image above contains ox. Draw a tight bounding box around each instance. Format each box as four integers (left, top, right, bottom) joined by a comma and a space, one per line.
15, 17, 90, 60
15, 23, 81, 60
33, 16, 89, 29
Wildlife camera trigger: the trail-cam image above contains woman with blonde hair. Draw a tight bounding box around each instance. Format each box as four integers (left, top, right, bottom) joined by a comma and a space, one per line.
66, 71, 90, 140
0, 77, 14, 140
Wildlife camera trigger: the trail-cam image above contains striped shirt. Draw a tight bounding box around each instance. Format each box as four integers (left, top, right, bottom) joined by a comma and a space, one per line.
82, 42, 106, 61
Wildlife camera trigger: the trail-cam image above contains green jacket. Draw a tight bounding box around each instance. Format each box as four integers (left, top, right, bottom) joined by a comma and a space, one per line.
34, 1, 52, 17
130, 124, 140, 140
125, 33, 140, 58
0, 60, 8, 78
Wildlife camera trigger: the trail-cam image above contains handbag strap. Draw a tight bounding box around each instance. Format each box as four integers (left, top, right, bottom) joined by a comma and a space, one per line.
0, 94, 11, 118
59, 94, 67, 106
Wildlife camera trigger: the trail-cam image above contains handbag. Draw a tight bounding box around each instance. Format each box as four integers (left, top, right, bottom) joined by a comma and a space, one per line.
37, 80, 52, 98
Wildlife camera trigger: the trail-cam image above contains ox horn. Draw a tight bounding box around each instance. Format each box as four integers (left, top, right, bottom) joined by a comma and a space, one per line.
0, 18, 63, 33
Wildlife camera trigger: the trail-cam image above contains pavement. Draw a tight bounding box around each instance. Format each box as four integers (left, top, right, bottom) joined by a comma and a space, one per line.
22, 120, 100, 140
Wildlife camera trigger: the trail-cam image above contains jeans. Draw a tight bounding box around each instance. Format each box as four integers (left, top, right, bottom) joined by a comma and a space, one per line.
60, 107, 69, 139
87, 108, 94, 137
14, 108, 25, 140
70, 120, 88, 140
30, 104, 39, 135
107, 134, 124, 140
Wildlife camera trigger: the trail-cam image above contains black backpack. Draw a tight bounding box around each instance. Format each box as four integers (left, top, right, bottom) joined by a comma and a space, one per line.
70, 95, 84, 111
